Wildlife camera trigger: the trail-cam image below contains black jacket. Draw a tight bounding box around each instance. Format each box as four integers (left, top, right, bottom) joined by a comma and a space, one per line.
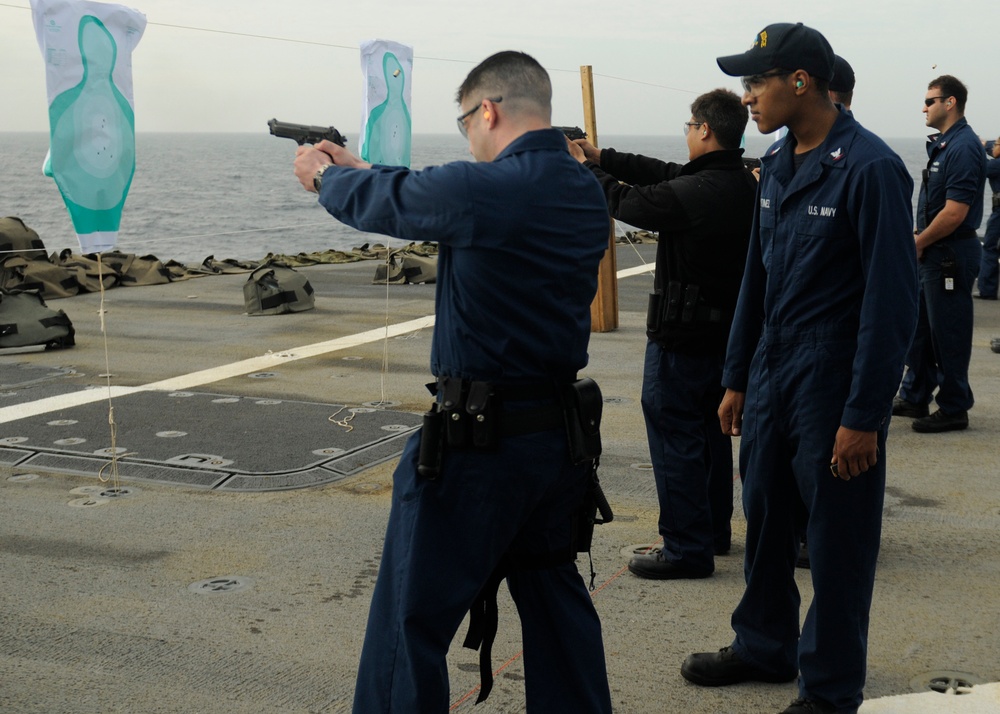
587, 148, 756, 355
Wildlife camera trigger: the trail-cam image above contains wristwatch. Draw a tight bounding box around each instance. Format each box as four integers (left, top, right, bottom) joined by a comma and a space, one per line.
313, 164, 333, 192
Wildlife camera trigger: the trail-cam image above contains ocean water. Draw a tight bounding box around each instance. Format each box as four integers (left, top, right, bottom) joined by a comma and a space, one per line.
0, 132, 982, 265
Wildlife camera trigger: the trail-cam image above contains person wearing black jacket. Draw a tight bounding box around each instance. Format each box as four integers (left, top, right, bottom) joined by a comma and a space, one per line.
568, 88, 756, 578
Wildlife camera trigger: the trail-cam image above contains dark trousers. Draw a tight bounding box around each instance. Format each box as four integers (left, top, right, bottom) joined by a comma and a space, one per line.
731, 332, 886, 714
899, 237, 981, 413
352, 431, 613, 713
641, 341, 733, 572
978, 212, 1000, 297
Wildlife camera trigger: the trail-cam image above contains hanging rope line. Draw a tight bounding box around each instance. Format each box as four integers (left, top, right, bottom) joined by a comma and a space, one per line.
94, 253, 126, 489
325, 238, 396, 430
377, 250, 394, 405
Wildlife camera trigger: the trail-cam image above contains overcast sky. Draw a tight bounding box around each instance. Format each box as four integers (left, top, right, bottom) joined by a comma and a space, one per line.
1, 0, 997, 141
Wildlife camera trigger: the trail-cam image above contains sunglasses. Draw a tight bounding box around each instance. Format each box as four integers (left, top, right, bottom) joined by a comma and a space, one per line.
924, 96, 948, 107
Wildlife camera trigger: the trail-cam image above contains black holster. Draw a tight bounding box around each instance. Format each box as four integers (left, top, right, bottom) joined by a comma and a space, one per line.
646, 289, 663, 332
573, 459, 614, 554
416, 403, 444, 479
560, 378, 603, 464
560, 378, 612, 553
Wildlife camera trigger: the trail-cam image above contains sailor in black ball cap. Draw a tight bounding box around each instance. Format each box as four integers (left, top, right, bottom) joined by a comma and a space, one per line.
680, 22, 920, 714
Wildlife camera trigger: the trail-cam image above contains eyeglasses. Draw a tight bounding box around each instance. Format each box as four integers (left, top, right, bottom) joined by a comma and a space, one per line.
923, 96, 948, 107
740, 70, 791, 97
457, 96, 502, 138
683, 122, 704, 135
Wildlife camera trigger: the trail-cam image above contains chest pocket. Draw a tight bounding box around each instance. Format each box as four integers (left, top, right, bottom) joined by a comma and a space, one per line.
793, 208, 850, 278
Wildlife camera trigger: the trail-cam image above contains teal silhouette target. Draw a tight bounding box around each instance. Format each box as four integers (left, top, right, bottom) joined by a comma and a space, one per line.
46, 15, 136, 245
361, 52, 412, 167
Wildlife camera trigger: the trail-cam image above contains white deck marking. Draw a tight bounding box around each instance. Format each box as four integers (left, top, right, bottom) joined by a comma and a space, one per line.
0, 316, 436, 424
617, 264, 655, 279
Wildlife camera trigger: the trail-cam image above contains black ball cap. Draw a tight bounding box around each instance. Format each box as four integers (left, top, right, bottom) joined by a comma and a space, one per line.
717, 22, 835, 82
830, 55, 856, 92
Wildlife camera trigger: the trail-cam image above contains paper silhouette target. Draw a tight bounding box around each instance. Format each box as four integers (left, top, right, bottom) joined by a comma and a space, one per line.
31, 0, 146, 253
359, 40, 412, 168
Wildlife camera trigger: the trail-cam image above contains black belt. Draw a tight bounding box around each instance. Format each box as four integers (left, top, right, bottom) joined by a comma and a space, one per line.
432, 378, 567, 402
428, 377, 570, 441
690, 305, 731, 325
498, 403, 565, 436
492, 382, 562, 401
938, 227, 979, 242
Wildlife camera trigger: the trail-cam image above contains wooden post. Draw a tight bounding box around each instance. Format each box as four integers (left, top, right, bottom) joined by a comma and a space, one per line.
581, 65, 618, 333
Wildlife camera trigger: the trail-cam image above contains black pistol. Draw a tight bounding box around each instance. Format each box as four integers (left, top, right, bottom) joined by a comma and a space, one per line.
743, 157, 761, 171
556, 126, 587, 141
268, 118, 347, 147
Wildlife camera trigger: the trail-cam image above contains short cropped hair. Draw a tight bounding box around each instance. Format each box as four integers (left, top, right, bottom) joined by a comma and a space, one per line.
456, 51, 552, 120
830, 89, 854, 107
811, 77, 831, 95
690, 88, 749, 150
928, 74, 969, 113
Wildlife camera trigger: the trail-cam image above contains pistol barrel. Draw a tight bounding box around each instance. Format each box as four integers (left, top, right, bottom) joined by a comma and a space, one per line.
267, 118, 346, 147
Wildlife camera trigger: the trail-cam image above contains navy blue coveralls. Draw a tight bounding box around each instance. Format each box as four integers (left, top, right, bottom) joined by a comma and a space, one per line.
723, 109, 918, 712
585, 148, 756, 572
975, 140, 1000, 298
316, 129, 613, 713
898, 118, 986, 414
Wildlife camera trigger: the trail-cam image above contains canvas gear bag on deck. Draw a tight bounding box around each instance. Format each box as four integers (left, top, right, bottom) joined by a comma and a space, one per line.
0, 217, 47, 262
0, 288, 75, 350
94, 251, 172, 287
372, 249, 437, 284
0, 255, 80, 298
243, 261, 315, 315
0, 217, 80, 299
53, 249, 119, 293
